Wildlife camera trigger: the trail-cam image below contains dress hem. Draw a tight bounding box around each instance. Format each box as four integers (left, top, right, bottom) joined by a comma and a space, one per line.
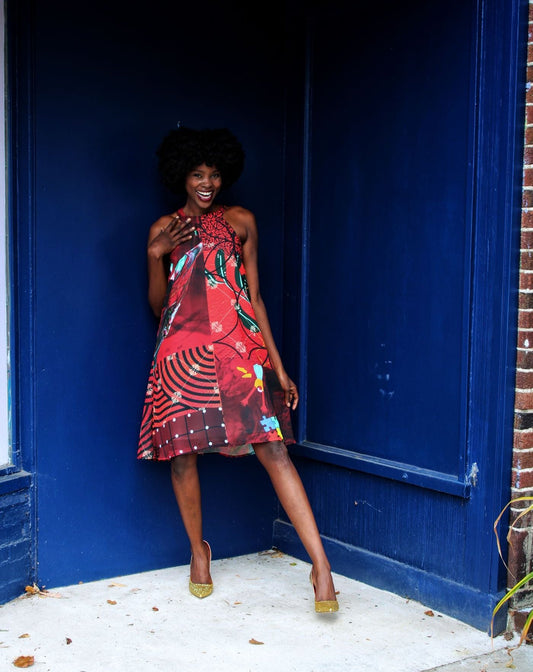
138, 437, 296, 461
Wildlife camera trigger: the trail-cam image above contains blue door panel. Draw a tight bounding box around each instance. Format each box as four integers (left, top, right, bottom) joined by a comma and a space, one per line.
284, 460, 471, 581
307, 0, 474, 477
277, 0, 526, 632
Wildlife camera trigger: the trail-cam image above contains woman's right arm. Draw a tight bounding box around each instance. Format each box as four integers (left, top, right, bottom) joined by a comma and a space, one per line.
146, 214, 194, 317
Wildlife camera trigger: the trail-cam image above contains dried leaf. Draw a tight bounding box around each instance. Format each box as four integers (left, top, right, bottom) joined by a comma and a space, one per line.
249, 638, 264, 645
18, 634, 30, 639
66, 638, 72, 645
24, 585, 39, 595
108, 582, 126, 587
234, 601, 242, 605
107, 600, 117, 605
424, 610, 435, 617
13, 656, 34, 668
258, 549, 283, 558
290, 562, 297, 566
152, 607, 159, 612
24, 584, 61, 599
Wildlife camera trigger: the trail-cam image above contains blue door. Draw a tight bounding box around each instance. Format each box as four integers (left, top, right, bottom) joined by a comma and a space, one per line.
275, 0, 527, 631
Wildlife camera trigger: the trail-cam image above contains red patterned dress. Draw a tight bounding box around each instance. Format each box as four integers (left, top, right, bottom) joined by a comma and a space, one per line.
137, 206, 295, 460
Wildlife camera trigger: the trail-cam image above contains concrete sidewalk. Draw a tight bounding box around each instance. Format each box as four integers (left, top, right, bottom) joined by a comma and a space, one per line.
0, 549, 532, 672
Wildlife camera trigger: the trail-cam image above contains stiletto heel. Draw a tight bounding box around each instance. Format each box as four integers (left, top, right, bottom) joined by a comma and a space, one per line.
189, 540, 213, 598
310, 570, 339, 613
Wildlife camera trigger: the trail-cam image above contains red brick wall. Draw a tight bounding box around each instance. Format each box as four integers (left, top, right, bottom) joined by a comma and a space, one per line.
509, 0, 533, 635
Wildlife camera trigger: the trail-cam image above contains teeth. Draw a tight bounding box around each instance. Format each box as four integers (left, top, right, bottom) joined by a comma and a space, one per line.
197, 191, 213, 198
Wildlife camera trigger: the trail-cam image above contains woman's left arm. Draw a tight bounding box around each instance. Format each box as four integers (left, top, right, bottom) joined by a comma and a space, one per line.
230, 207, 298, 410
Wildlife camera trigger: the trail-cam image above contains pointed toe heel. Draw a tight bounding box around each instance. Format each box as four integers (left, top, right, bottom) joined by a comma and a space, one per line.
189, 541, 213, 599
189, 580, 213, 599
314, 599, 339, 613
310, 570, 339, 613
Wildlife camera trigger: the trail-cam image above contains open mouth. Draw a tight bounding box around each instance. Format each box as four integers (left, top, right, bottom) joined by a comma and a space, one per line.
196, 190, 214, 202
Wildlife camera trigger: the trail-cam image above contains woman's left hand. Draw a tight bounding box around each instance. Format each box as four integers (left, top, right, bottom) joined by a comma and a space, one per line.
277, 371, 299, 410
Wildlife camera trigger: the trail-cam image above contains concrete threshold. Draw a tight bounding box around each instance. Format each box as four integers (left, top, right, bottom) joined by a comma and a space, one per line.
0, 550, 532, 672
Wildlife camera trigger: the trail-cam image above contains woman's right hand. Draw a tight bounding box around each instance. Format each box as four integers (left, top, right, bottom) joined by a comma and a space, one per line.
146, 214, 196, 316
148, 214, 195, 259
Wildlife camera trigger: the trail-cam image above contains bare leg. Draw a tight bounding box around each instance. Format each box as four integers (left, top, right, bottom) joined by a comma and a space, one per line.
170, 454, 211, 585
253, 441, 336, 603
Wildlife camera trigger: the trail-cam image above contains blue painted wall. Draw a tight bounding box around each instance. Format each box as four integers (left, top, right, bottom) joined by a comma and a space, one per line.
7, 0, 288, 591
0, 476, 33, 600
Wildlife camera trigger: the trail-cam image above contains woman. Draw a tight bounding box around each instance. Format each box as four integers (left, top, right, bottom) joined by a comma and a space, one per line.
138, 126, 338, 613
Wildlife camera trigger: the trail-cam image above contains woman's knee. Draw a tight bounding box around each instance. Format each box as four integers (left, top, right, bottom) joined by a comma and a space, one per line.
254, 441, 291, 467
170, 453, 197, 478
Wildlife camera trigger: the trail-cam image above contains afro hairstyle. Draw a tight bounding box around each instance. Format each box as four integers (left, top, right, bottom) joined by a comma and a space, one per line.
156, 126, 245, 195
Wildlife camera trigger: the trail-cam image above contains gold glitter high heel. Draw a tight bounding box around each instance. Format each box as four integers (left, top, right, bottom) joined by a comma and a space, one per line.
189, 540, 213, 599
310, 570, 339, 613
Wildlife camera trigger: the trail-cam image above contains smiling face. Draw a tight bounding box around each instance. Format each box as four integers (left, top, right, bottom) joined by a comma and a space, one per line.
183, 164, 222, 215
